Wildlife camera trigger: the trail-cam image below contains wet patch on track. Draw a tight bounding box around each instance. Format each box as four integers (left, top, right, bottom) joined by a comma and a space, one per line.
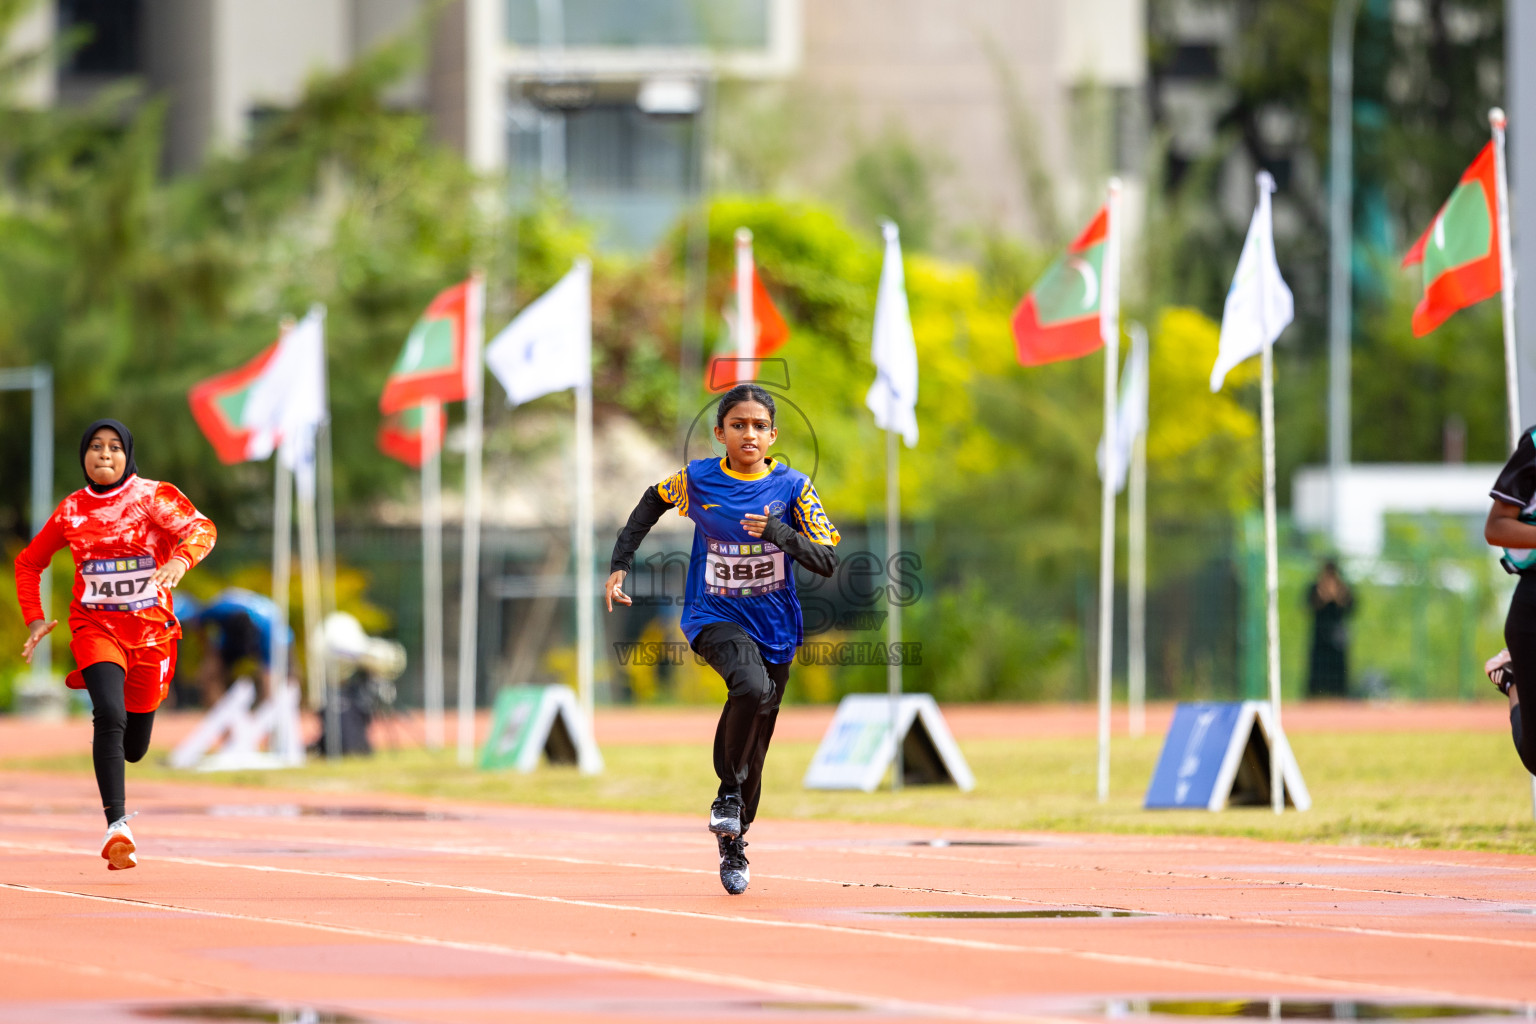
134, 1004, 369, 1023
1093, 999, 1528, 1020
875, 908, 1150, 919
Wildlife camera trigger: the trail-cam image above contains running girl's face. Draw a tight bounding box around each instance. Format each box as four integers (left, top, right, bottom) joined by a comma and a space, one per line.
86, 429, 126, 485
715, 400, 777, 473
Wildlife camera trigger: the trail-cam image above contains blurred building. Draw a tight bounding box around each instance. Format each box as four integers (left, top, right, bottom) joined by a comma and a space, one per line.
12, 0, 1148, 249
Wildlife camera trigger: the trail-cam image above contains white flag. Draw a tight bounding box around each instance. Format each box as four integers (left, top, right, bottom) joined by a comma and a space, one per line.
241, 307, 327, 482
865, 222, 919, 447
1097, 322, 1149, 494
486, 259, 592, 407
1211, 172, 1294, 392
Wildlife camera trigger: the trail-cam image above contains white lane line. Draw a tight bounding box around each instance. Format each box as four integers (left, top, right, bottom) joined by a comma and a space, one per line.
6, 832, 1535, 955
796, 843, 1529, 906
0, 882, 1060, 1024
0, 948, 229, 996
5, 815, 1517, 909
0, 841, 1499, 1003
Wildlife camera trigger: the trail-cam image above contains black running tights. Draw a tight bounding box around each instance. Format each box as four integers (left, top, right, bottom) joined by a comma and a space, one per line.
83, 662, 156, 826
692, 622, 791, 833
1502, 578, 1536, 776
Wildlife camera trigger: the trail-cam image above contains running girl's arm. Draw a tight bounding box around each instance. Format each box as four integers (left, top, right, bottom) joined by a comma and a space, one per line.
757, 478, 840, 578
147, 482, 217, 575
14, 512, 66, 627
610, 486, 676, 575
1486, 499, 1536, 548
610, 469, 686, 574
607, 470, 685, 612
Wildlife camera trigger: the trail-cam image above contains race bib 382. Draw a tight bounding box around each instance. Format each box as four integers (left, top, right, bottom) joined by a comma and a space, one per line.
703, 539, 787, 598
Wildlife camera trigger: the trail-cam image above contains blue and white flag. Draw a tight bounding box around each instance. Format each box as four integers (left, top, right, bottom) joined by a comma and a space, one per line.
865, 222, 919, 447
486, 259, 592, 406
1211, 172, 1294, 392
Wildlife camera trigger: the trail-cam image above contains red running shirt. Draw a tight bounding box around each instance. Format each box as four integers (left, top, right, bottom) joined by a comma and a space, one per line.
15, 475, 217, 650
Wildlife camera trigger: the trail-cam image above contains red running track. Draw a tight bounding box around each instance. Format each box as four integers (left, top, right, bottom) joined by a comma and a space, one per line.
1, 768, 1534, 1024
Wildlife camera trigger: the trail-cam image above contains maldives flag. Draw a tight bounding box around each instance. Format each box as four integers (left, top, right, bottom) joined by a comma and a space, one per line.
188, 339, 281, 464
1012, 206, 1109, 366
708, 266, 789, 389
1402, 142, 1501, 336
380, 277, 479, 415
377, 403, 447, 469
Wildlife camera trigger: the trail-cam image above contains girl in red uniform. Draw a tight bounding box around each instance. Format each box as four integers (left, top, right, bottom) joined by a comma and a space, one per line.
15, 420, 216, 870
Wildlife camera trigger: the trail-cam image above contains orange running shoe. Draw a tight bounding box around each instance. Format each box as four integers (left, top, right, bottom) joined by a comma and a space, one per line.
101, 814, 137, 871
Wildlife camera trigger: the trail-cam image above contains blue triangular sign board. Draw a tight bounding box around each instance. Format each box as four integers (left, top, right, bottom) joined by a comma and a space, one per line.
1144, 700, 1309, 811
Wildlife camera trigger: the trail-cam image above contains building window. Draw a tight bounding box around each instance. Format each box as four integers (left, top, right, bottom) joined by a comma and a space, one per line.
506, 0, 769, 49
57, 0, 142, 76
564, 104, 697, 193
510, 94, 701, 250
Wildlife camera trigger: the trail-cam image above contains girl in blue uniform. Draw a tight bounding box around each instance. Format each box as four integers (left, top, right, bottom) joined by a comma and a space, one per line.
606, 384, 840, 895
1485, 427, 1536, 774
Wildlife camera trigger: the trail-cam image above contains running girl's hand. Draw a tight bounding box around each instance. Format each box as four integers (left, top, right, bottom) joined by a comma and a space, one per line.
741, 505, 772, 538
605, 570, 631, 611
21, 619, 57, 663
152, 559, 187, 588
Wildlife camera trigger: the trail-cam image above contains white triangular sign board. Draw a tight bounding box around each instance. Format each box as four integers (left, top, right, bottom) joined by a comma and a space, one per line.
168, 678, 306, 772
803, 693, 973, 792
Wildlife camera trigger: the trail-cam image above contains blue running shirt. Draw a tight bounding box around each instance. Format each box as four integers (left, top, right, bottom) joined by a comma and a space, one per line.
656, 457, 840, 662
1492, 427, 1536, 570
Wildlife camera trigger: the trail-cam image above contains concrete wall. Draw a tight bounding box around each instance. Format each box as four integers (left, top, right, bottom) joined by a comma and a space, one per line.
144, 0, 429, 173
5, 0, 55, 108
213, 0, 348, 152
143, 0, 216, 173
797, 0, 1146, 241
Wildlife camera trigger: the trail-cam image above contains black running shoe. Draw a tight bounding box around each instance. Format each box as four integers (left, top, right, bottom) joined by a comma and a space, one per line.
717, 834, 749, 895
1487, 649, 1515, 696
708, 795, 742, 838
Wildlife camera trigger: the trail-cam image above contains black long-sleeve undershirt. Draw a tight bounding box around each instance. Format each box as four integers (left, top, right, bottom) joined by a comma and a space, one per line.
609, 486, 839, 578
610, 485, 673, 574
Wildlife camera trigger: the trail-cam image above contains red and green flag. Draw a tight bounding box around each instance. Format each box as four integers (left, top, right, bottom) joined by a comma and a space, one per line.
1402, 141, 1502, 337
380, 277, 476, 415
377, 403, 447, 469
1012, 206, 1109, 365
187, 338, 281, 464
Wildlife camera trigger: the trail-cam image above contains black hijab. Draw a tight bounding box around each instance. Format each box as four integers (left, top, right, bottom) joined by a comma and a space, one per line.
80, 419, 137, 493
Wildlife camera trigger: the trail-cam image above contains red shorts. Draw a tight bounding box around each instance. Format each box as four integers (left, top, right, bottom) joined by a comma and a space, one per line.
66, 629, 178, 714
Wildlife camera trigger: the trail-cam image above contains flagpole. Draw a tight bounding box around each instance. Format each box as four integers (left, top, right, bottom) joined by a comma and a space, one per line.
1127, 326, 1148, 739
1489, 108, 1536, 819
736, 228, 754, 370
1254, 172, 1285, 815
422, 397, 445, 751
887, 399, 903, 793
1096, 179, 1123, 804
270, 458, 293, 750
317, 416, 340, 756
573, 259, 597, 724
456, 274, 486, 765
295, 445, 328, 757
886, 413, 903, 790
1491, 109, 1522, 448
301, 306, 336, 760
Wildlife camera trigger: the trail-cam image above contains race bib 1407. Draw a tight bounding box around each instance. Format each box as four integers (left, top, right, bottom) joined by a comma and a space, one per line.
80, 557, 159, 611
703, 539, 787, 598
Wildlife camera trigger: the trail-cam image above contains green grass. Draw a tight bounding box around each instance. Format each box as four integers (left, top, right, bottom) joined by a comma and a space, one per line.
11, 728, 1536, 854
